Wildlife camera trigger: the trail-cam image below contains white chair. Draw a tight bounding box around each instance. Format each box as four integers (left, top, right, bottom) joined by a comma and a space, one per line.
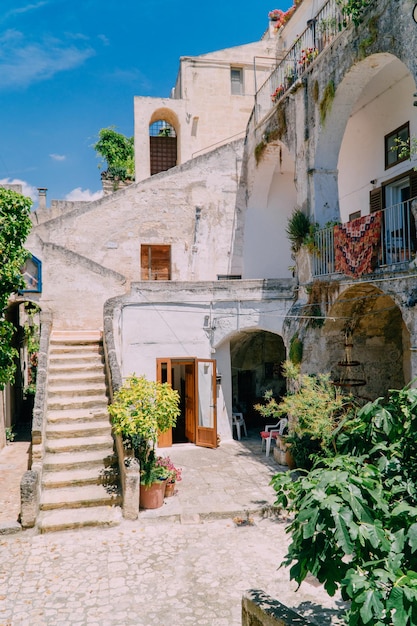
260, 418, 288, 457
232, 412, 247, 440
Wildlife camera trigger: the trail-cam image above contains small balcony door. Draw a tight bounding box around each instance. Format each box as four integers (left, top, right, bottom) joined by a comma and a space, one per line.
156, 357, 217, 449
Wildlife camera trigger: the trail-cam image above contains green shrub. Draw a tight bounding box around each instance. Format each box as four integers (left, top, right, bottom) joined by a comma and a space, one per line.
272, 383, 417, 625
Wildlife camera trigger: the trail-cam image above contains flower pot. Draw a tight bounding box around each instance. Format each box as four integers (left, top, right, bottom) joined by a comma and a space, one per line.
139, 480, 166, 509
165, 481, 176, 497
285, 448, 296, 470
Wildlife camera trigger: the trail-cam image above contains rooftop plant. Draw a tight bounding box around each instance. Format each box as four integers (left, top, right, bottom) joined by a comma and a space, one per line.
93, 126, 135, 181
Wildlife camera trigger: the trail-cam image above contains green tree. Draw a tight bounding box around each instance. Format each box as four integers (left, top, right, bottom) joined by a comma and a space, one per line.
93, 127, 135, 181
272, 383, 417, 625
0, 188, 33, 389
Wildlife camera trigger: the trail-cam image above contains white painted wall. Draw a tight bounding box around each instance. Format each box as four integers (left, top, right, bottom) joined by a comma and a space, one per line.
338, 64, 417, 221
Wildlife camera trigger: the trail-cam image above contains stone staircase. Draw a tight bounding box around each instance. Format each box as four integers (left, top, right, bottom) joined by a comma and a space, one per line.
37, 331, 122, 533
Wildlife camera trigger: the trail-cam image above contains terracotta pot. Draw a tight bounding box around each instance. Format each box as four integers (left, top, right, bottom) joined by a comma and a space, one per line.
285, 448, 296, 470
139, 480, 166, 509
165, 481, 176, 497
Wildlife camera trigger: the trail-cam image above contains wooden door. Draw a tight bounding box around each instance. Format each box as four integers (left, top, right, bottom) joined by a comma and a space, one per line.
195, 359, 217, 449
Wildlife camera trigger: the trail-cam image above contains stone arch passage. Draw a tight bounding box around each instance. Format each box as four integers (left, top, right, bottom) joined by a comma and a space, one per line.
230, 329, 286, 426
321, 284, 409, 401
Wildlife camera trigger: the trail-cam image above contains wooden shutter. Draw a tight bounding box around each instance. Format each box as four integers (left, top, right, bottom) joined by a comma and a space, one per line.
370, 187, 382, 213
410, 170, 417, 200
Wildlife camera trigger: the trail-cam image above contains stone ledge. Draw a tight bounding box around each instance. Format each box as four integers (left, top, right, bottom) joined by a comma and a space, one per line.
0, 521, 22, 535
242, 589, 316, 626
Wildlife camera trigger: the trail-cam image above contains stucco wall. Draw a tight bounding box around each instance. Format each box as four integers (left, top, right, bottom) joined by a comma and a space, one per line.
27, 141, 246, 329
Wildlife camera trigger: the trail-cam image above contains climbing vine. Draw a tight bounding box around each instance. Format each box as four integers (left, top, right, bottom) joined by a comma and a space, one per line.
336, 0, 374, 27
0, 187, 32, 389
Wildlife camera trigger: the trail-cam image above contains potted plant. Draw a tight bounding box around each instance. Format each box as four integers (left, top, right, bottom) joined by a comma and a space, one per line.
156, 456, 182, 497
109, 375, 180, 509
256, 361, 355, 469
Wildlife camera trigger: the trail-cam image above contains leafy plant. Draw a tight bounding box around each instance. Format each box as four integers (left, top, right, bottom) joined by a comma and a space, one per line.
256, 361, 354, 469
289, 333, 303, 365
336, 0, 373, 27
272, 383, 417, 625
93, 127, 135, 181
109, 375, 180, 486
5, 427, 15, 443
286, 209, 316, 252
0, 188, 32, 390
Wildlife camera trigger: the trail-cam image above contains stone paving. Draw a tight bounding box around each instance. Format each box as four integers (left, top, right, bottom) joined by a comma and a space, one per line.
0, 430, 347, 625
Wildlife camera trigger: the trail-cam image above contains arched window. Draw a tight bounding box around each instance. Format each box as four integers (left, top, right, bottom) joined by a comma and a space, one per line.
149, 120, 177, 175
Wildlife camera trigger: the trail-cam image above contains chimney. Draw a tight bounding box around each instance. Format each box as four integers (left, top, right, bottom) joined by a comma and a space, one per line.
37, 187, 48, 210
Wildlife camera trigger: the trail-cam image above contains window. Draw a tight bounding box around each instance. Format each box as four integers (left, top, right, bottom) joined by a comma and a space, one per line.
149, 120, 177, 176
230, 67, 243, 95
141, 245, 171, 280
349, 211, 361, 222
385, 122, 409, 169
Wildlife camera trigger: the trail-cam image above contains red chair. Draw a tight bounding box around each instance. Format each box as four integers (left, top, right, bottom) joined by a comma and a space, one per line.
260, 418, 288, 457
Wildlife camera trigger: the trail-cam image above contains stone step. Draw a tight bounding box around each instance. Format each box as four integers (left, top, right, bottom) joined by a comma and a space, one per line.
40, 484, 121, 511
48, 371, 105, 385
45, 434, 114, 454
50, 330, 102, 342
46, 420, 112, 439
48, 355, 104, 368
43, 449, 116, 471
47, 394, 108, 411
48, 383, 107, 398
42, 466, 118, 489
37, 505, 122, 533
47, 407, 110, 424
50, 342, 102, 354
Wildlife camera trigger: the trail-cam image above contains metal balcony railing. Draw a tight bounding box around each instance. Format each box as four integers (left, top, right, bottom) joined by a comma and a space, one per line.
312, 199, 417, 277
255, 0, 345, 123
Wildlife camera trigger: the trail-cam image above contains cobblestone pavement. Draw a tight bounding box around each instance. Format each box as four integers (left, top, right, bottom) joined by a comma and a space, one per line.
0, 517, 346, 626
0, 430, 347, 625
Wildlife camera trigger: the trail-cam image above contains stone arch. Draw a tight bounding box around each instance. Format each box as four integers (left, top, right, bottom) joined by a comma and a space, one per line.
312, 53, 417, 225
229, 328, 286, 425
319, 283, 410, 400
149, 108, 180, 175
244, 141, 296, 278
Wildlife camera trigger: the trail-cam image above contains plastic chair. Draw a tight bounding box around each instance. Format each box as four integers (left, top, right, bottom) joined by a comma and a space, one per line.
232, 412, 247, 440
260, 418, 288, 457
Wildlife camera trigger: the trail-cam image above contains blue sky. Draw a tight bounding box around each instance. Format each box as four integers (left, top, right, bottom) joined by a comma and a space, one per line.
0, 0, 288, 208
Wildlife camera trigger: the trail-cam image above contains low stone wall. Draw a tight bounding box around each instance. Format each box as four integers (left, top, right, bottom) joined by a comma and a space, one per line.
242, 590, 316, 626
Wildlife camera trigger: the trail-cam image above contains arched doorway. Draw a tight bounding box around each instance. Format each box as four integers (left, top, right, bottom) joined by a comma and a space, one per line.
230, 330, 286, 427
323, 284, 408, 401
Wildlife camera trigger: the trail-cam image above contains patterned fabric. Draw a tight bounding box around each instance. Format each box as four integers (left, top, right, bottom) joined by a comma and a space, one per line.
334, 212, 382, 277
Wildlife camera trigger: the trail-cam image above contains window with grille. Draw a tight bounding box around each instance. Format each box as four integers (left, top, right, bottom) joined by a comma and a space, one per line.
385, 122, 409, 169
231, 67, 244, 95
141, 245, 171, 280
149, 120, 177, 176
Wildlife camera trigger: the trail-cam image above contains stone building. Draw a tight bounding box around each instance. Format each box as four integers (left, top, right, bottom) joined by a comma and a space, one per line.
3, 0, 417, 460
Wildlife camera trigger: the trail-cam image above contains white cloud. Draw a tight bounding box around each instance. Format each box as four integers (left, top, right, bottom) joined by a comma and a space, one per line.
0, 177, 38, 201
0, 29, 95, 89
64, 187, 103, 202
1, 2, 49, 22
49, 153, 66, 161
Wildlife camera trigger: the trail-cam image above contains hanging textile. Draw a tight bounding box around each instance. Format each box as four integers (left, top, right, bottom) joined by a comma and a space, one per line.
334, 212, 382, 277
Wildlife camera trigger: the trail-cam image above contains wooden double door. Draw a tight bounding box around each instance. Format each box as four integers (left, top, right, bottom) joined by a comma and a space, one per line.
157, 358, 217, 448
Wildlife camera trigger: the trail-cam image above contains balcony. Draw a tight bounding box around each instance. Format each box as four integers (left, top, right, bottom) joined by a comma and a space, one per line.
312, 199, 417, 277
255, 0, 346, 123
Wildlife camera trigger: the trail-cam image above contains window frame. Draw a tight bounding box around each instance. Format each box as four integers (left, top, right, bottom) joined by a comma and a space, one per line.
230, 67, 244, 96
384, 122, 410, 170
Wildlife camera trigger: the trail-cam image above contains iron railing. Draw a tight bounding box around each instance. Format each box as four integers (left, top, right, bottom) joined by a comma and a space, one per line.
255, 0, 345, 123
312, 199, 417, 277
